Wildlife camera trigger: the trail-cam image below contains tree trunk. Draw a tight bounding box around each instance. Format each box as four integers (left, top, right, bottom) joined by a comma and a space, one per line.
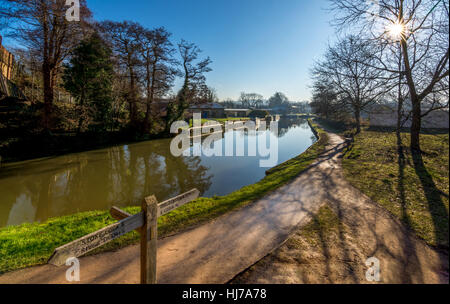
42, 63, 54, 131
400, 37, 422, 152
144, 59, 156, 133
129, 74, 136, 125
77, 90, 86, 134
410, 97, 421, 151
396, 42, 403, 139
354, 107, 361, 134
396, 97, 404, 139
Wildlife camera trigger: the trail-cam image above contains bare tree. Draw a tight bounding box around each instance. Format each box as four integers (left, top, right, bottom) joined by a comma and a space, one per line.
0, 0, 91, 129
166, 40, 212, 130
329, 0, 449, 150
178, 39, 212, 100
99, 20, 143, 129
197, 85, 219, 103
238, 92, 264, 108
137, 27, 178, 132
312, 35, 392, 133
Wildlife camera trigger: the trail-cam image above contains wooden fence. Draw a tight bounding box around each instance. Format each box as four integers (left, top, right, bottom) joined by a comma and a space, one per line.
48, 188, 200, 284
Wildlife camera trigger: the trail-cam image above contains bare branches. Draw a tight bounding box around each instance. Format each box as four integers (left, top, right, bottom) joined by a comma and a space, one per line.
328, 0, 449, 150
0, 0, 92, 129
312, 35, 389, 132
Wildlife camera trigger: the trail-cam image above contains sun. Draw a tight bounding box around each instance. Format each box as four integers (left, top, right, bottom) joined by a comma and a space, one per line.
387, 22, 405, 40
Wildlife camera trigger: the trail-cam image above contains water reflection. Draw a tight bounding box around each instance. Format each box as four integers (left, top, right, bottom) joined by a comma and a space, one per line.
0, 118, 314, 227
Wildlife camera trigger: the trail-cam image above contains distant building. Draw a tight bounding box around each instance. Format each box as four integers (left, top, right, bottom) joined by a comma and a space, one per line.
186, 102, 225, 119
0, 35, 14, 81
224, 108, 251, 118
0, 35, 24, 101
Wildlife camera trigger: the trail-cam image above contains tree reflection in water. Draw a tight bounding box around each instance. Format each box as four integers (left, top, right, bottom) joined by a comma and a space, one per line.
0, 118, 314, 227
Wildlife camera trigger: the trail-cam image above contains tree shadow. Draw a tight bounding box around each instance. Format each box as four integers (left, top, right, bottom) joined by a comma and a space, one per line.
395, 133, 423, 283
411, 149, 449, 251
396, 133, 411, 228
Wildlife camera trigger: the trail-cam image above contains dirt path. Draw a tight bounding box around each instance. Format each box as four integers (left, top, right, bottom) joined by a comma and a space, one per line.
1, 131, 447, 284
233, 133, 449, 284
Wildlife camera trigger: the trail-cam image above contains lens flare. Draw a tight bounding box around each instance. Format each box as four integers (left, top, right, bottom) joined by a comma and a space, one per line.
387, 22, 405, 40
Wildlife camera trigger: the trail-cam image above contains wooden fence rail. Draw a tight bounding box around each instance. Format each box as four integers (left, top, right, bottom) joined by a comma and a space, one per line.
48, 188, 200, 284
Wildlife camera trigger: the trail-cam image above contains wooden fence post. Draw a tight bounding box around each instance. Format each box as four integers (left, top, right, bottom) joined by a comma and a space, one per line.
49, 189, 199, 284
141, 195, 158, 284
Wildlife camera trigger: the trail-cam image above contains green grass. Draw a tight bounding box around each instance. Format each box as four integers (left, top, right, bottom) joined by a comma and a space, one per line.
341, 128, 449, 248
188, 118, 212, 127
214, 117, 251, 123
188, 117, 251, 127
0, 120, 328, 274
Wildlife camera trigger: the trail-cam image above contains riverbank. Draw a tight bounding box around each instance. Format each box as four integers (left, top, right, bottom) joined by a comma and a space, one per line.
0, 119, 328, 274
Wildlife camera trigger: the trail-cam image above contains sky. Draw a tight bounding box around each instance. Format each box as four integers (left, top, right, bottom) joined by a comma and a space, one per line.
4, 0, 336, 101
87, 0, 337, 101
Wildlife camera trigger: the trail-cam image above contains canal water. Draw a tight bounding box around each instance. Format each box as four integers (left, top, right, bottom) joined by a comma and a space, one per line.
0, 118, 316, 227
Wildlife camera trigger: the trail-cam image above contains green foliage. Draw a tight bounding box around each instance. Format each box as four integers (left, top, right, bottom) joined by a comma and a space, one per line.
166, 84, 190, 131
63, 32, 114, 132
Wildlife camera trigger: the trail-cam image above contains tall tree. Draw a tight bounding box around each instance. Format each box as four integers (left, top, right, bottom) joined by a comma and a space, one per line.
166, 40, 212, 131
329, 0, 449, 150
99, 20, 143, 129
137, 27, 178, 132
0, 0, 91, 130
63, 32, 114, 132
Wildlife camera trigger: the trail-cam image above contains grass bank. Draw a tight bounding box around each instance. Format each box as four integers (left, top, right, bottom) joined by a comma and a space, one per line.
188, 117, 251, 127
341, 127, 449, 248
0, 119, 328, 274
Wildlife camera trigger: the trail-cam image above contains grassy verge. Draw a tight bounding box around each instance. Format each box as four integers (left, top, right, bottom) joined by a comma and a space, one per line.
188, 117, 251, 127
341, 127, 449, 248
215, 117, 251, 123
0, 120, 328, 274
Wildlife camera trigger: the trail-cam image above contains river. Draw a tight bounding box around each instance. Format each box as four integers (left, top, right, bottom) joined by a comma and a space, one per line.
0, 118, 316, 227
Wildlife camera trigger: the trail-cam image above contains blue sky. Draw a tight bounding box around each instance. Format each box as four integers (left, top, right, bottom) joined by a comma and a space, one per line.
88, 0, 336, 101
3, 0, 335, 101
